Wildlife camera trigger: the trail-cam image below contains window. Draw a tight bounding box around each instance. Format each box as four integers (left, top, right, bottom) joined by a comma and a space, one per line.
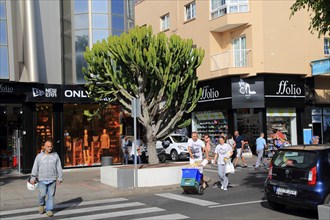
232, 36, 247, 67
161, 14, 170, 31
211, 0, 249, 19
185, 2, 196, 21
0, 0, 8, 79
324, 38, 329, 56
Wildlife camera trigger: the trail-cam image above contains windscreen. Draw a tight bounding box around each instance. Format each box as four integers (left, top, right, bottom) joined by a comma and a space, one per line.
273, 150, 317, 169
171, 135, 188, 143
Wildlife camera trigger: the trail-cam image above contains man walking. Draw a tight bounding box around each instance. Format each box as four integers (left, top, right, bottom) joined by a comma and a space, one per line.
30, 140, 63, 217
234, 131, 247, 168
255, 132, 268, 169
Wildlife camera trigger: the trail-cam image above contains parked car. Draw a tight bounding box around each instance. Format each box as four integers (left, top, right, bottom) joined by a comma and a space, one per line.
264, 145, 330, 210
140, 143, 167, 163
156, 134, 190, 161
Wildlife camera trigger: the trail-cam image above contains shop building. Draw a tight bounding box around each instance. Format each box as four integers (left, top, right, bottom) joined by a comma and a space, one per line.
192, 74, 305, 151
0, 0, 135, 172
135, 0, 327, 148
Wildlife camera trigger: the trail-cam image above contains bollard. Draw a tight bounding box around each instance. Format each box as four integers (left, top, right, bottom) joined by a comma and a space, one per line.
101, 156, 113, 166
318, 204, 330, 220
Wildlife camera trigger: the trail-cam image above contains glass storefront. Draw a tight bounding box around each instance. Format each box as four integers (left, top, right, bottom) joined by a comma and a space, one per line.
266, 108, 297, 146
63, 104, 121, 167
36, 104, 53, 154
192, 111, 228, 144
312, 107, 330, 144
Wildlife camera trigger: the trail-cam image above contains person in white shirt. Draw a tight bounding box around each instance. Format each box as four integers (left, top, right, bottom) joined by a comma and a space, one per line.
131, 139, 142, 164
213, 136, 233, 191
188, 131, 210, 188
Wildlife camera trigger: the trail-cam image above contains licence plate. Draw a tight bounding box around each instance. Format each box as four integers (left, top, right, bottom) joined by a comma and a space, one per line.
275, 187, 297, 196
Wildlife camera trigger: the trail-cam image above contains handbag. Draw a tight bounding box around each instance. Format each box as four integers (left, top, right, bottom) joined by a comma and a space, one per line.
225, 162, 235, 174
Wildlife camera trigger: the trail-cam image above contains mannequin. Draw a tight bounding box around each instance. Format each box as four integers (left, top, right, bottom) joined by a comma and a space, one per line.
100, 129, 110, 155
83, 129, 90, 164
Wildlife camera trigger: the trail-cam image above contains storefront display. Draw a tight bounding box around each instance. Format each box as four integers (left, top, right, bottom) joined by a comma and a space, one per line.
192, 111, 228, 143
35, 104, 53, 153
266, 108, 297, 146
312, 107, 330, 144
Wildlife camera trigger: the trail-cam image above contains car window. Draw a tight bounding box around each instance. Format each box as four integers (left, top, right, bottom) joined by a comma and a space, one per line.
165, 137, 172, 143
273, 150, 317, 169
171, 135, 188, 143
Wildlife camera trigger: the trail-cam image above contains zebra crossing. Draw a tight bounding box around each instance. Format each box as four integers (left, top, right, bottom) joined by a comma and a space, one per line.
0, 197, 190, 220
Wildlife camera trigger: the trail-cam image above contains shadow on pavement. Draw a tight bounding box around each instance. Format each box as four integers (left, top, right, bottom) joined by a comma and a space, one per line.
0, 170, 29, 186
260, 200, 318, 219
239, 168, 268, 192
55, 197, 83, 213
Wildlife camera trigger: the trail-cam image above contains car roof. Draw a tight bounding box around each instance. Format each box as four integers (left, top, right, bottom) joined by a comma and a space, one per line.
280, 145, 330, 151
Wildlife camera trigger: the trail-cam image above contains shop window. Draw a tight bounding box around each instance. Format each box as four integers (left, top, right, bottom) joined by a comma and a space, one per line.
63, 104, 121, 167
36, 104, 53, 154
192, 111, 228, 144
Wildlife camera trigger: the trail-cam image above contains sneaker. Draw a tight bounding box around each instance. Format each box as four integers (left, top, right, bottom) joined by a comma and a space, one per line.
221, 185, 224, 190
46, 211, 54, 217
38, 206, 45, 214
223, 187, 228, 191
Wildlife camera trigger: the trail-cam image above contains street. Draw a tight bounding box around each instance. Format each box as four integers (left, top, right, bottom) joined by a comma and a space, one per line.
0, 163, 318, 219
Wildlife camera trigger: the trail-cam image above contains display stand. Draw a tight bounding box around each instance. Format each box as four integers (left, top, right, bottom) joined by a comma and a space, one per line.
73, 140, 83, 165
91, 141, 101, 164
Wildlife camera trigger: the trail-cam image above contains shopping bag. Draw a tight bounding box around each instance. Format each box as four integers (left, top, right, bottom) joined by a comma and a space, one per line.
225, 162, 235, 174
242, 148, 253, 158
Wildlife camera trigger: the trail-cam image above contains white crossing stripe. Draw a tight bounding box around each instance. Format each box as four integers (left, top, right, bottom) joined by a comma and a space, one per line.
155, 193, 219, 206
208, 200, 267, 208
0, 197, 128, 216
1, 202, 145, 220
132, 213, 189, 220
64, 207, 165, 220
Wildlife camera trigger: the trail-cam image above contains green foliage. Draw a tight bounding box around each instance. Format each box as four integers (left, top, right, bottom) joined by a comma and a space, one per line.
83, 26, 204, 142
291, 0, 330, 36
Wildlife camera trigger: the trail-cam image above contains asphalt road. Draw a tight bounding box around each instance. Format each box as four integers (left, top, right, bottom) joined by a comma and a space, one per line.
0, 164, 318, 219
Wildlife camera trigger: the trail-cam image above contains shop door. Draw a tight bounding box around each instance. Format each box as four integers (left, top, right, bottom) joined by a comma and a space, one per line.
0, 104, 23, 169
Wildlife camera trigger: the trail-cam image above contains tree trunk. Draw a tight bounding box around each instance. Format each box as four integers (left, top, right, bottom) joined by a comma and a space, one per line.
146, 126, 159, 164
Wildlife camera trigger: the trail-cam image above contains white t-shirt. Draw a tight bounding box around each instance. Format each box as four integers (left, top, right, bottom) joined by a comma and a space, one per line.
215, 143, 232, 165
188, 138, 205, 161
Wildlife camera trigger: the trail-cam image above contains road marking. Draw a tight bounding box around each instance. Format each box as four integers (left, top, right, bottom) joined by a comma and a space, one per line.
65, 207, 165, 220
155, 193, 219, 206
132, 213, 189, 220
208, 200, 267, 208
0, 198, 128, 216
1, 202, 145, 220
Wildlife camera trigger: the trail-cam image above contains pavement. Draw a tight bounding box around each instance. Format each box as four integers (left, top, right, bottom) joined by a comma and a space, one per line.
0, 156, 262, 212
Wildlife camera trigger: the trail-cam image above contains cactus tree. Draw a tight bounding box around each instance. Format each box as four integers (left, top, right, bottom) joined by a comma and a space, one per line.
83, 26, 204, 164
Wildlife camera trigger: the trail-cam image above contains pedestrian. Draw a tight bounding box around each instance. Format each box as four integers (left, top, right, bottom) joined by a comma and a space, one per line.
255, 132, 268, 169
188, 131, 210, 188
226, 134, 236, 162
234, 131, 247, 168
131, 138, 142, 164
213, 136, 233, 190
121, 136, 131, 165
204, 134, 213, 160
30, 139, 63, 217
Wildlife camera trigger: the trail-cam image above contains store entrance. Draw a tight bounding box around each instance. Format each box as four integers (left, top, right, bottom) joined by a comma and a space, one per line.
0, 104, 23, 169
236, 108, 261, 153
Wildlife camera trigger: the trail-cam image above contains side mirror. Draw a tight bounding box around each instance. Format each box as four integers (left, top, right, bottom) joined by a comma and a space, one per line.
162, 140, 170, 148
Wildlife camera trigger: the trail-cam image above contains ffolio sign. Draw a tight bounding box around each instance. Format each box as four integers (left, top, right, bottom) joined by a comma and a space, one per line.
264, 75, 305, 107
197, 77, 232, 104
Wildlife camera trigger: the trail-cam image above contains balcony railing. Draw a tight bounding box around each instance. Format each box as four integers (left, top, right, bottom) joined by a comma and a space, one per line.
210, 49, 252, 71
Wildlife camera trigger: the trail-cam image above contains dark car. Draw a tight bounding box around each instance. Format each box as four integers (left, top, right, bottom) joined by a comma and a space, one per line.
264, 145, 330, 210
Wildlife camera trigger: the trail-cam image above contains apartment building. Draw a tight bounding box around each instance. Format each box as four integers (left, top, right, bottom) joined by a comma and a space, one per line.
0, 0, 135, 172
135, 0, 330, 146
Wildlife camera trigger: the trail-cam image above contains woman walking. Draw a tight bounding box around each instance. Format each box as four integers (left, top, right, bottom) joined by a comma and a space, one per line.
213, 136, 233, 190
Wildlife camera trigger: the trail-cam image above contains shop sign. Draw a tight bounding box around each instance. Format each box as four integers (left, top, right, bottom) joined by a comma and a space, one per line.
231, 76, 265, 108
26, 85, 62, 102
265, 75, 304, 99
197, 77, 232, 103
0, 83, 14, 93
311, 58, 330, 76
266, 108, 296, 117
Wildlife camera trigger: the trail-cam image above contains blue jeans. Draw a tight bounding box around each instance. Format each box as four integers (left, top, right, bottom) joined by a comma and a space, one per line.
38, 181, 56, 211
123, 153, 129, 165
131, 154, 142, 164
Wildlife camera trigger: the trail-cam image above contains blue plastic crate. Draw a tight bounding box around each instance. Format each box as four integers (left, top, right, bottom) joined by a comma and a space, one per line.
181, 168, 202, 183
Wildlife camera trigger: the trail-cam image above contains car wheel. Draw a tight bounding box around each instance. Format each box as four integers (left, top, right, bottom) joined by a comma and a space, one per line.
324, 194, 330, 204
268, 200, 286, 210
171, 150, 179, 161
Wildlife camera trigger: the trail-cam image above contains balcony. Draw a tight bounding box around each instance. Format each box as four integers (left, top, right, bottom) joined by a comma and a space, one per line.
210, 49, 252, 71
210, 1, 250, 32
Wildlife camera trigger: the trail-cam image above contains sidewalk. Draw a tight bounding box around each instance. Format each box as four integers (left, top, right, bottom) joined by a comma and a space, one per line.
0, 166, 181, 211
0, 156, 263, 211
